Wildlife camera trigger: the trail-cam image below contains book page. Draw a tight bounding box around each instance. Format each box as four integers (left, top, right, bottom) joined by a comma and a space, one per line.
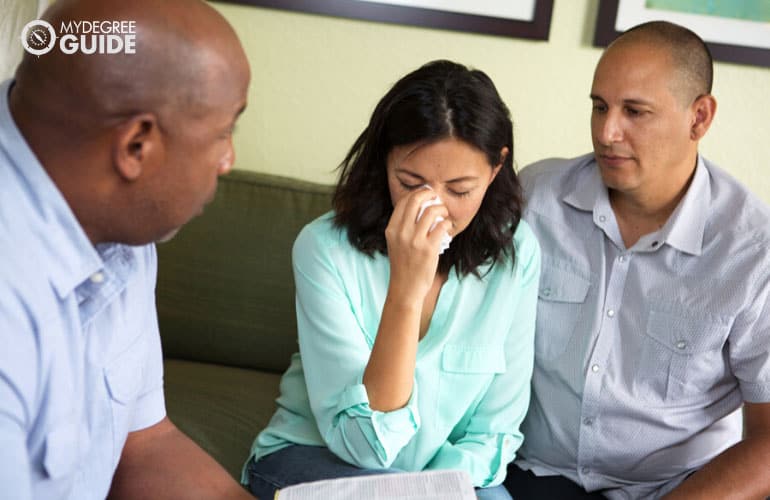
275, 469, 476, 500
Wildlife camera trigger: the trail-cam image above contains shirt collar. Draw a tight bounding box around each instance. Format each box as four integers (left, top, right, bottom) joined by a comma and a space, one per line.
561, 153, 710, 256
0, 79, 104, 298
656, 156, 710, 256
563, 155, 604, 213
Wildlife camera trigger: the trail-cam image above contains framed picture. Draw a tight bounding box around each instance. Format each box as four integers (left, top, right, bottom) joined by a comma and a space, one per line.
220, 0, 554, 40
594, 0, 770, 68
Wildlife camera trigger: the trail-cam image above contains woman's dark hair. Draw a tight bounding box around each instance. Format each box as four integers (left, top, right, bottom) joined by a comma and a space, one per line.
333, 60, 523, 277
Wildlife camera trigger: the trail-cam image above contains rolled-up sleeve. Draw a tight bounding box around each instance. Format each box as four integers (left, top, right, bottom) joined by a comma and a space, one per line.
426, 223, 540, 487
293, 223, 420, 469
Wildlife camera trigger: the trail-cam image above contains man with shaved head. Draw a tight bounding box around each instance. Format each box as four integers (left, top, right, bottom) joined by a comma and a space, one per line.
503, 21, 770, 499
0, 0, 254, 498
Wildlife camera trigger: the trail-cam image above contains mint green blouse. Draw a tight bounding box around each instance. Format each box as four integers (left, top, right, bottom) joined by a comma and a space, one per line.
244, 212, 540, 488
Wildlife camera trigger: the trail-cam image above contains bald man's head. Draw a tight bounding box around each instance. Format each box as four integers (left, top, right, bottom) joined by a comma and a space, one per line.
605, 21, 713, 105
13, 0, 248, 135
9, 0, 251, 245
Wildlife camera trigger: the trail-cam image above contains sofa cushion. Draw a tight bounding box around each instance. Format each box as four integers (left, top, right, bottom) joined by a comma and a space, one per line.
157, 170, 333, 373
164, 359, 281, 479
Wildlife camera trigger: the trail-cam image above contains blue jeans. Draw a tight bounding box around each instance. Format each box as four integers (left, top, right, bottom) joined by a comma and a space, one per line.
246, 445, 512, 500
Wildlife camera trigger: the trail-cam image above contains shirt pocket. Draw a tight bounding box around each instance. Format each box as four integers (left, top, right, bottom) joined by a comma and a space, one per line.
104, 336, 147, 455
535, 261, 591, 361
639, 308, 732, 401
436, 345, 506, 424
105, 337, 146, 404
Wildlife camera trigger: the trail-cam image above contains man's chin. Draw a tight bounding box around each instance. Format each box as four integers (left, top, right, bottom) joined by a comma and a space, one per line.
156, 227, 182, 244
155, 205, 208, 244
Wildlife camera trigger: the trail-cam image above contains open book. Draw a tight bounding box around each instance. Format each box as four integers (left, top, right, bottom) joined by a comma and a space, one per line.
274, 469, 476, 500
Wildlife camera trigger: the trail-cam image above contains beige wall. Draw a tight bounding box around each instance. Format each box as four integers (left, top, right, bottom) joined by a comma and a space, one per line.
214, 0, 770, 203
2, 1, 767, 201
0, 0, 50, 79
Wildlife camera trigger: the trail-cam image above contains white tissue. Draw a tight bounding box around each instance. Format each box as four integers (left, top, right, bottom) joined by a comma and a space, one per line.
416, 196, 452, 255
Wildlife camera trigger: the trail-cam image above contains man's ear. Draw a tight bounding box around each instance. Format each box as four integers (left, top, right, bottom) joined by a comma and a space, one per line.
690, 94, 717, 141
112, 113, 162, 181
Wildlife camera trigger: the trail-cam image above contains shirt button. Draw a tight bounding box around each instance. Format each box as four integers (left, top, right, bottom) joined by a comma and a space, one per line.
607, 309, 615, 318
676, 340, 687, 350
583, 418, 594, 426
581, 467, 590, 475
598, 215, 606, 222
542, 287, 552, 297
90, 272, 105, 284
651, 241, 660, 247
591, 364, 600, 373
618, 255, 626, 263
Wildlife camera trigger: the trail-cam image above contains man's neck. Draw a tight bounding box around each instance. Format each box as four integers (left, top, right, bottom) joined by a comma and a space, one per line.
609, 161, 697, 249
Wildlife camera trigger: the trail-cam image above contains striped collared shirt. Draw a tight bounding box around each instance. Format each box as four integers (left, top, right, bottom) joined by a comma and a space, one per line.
516, 153, 770, 499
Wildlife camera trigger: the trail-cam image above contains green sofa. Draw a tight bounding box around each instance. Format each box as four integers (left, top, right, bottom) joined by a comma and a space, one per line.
156, 170, 333, 479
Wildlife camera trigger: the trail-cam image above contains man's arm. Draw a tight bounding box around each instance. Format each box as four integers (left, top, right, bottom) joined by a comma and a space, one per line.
663, 402, 770, 500
107, 417, 254, 500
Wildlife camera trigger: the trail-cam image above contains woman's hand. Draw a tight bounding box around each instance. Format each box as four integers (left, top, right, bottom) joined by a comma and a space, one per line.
363, 188, 451, 411
384, 187, 452, 304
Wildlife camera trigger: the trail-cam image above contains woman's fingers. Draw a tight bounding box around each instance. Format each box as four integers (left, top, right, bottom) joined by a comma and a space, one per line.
426, 218, 453, 247
390, 187, 437, 228
414, 202, 449, 238
385, 188, 450, 298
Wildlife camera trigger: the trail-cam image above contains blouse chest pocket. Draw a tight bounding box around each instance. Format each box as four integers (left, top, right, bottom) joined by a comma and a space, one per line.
437, 345, 506, 423
639, 308, 733, 401
535, 262, 591, 361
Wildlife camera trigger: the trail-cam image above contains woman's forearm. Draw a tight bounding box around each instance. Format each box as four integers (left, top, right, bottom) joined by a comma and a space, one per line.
363, 289, 421, 411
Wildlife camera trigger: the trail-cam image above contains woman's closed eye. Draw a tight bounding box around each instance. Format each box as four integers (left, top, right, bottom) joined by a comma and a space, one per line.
398, 178, 473, 197
399, 180, 421, 190
448, 188, 471, 198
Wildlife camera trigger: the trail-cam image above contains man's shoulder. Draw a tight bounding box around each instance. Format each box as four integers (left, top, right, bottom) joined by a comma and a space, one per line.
704, 159, 770, 247
0, 254, 46, 406
0, 216, 52, 319
0, 151, 48, 253
518, 153, 594, 197
519, 153, 594, 179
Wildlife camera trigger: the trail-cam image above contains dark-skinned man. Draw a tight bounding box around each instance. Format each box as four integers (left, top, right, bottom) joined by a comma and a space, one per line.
0, 0, 255, 498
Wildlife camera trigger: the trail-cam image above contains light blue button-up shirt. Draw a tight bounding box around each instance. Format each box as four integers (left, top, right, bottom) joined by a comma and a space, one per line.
246, 212, 540, 488
0, 80, 166, 499
516, 154, 770, 499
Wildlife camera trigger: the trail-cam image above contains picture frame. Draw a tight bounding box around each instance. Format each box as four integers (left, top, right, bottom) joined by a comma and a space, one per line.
219, 0, 554, 40
594, 0, 770, 68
